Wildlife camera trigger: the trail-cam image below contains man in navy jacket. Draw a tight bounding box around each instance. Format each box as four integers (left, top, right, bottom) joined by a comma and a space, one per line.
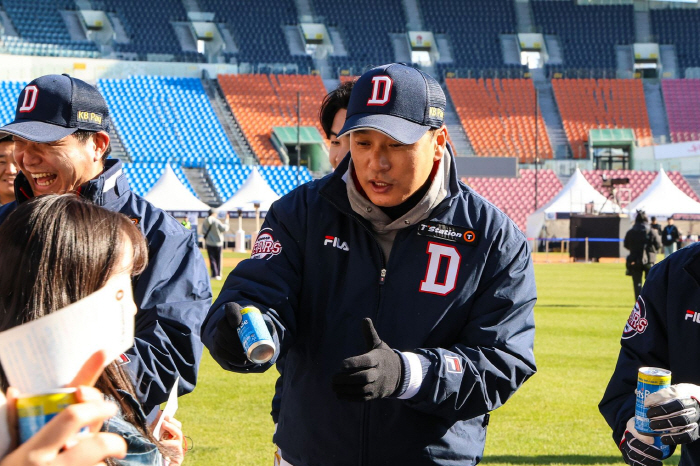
203, 64, 537, 466
0, 74, 211, 413
601, 242, 700, 466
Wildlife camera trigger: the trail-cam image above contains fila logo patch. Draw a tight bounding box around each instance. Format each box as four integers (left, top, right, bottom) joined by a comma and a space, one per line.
19, 85, 39, 113
444, 355, 463, 374
324, 236, 349, 251
367, 76, 393, 106
118, 353, 131, 365
622, 296, 648, 339
251, 228, 282, 260
685, 310, 700, 323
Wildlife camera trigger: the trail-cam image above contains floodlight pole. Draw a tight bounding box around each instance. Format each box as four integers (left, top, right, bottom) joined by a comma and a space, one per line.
534, 85, 539, 212
296, 91, 301, 187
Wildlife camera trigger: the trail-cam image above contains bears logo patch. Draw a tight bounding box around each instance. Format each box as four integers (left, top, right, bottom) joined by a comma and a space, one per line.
622, 296, 649, 339
251, 228, 282, 260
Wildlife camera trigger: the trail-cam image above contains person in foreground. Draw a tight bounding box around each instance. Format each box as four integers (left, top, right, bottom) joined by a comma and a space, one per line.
601, 236, 700, 465
0, 74, 211, 414
0, 195, 184, 466
202, 63, 537, 465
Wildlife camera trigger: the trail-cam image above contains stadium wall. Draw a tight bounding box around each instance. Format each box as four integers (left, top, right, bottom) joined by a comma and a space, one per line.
0, 53, 238, 82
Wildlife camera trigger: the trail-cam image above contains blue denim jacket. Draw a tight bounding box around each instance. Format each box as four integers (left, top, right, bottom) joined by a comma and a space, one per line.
104, 390, 163, 466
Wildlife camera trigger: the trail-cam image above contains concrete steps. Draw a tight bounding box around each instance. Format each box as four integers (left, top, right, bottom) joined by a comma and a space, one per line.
201, 75, 257, 165
183, 167, 220, 206
643, 80, 670, 143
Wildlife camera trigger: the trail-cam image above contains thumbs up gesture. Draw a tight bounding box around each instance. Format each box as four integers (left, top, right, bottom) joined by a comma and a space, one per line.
331, 318, 404, 401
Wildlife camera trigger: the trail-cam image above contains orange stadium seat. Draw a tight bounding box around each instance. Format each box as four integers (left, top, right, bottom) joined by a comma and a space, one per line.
446, 78, 553, 163
552, 79, 653, 159
218, 74, 329, 165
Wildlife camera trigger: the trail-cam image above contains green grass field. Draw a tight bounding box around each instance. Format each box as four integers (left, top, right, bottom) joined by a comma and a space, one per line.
178, 253, 680, 465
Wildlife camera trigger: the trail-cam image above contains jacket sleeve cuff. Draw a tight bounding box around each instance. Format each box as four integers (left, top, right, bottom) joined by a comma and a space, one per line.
395, 351, 429, 400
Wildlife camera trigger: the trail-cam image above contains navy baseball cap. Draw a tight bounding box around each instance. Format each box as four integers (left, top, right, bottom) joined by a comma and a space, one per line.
337, 63, 445, 144
0, 74, 110, 143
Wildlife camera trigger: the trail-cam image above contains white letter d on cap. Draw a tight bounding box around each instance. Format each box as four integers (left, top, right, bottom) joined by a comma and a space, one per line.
367, 76, 393, 106
19, 85, 39, 113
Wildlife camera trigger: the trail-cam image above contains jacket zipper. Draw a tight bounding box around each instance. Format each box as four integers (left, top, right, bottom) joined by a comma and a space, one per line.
322, 198, 387, 466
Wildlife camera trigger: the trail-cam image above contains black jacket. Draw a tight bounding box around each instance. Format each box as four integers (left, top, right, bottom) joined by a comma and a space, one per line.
600, 242, 700, 465
624, 223, 662, 268
662, 224, 681, 246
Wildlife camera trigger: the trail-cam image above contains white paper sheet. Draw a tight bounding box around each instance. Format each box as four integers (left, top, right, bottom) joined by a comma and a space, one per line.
152, 377, 179, 439
0, 274, 136, 394
0, 391, 9, 459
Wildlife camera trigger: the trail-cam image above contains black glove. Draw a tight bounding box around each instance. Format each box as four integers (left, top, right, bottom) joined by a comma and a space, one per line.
620, 418, 671, 466
212, 302, 248, 367
647, 383, 700, 445
331, 318, 403, 401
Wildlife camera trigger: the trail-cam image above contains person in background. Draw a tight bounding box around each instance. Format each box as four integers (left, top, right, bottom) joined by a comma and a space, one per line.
0, 195, 184, 466
624, 211, 662, 300
0, 136, 17, 205
662, 217, 681, 257
202, 209, 229, 281
650, 216, 662, 238
319, 80, 354, 169
0, 74, 211, 415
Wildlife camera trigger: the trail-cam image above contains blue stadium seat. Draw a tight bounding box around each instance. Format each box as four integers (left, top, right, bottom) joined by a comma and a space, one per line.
97, 76, 241, 166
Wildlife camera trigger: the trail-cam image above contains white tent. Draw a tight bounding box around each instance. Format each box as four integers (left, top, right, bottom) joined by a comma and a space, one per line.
218, 167, 280, 213
626, 167, 700, 219
144, 164, 211, 213
526, 167, 621, 238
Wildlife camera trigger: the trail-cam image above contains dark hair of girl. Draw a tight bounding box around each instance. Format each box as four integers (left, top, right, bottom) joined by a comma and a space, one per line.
0, 195, 168, 463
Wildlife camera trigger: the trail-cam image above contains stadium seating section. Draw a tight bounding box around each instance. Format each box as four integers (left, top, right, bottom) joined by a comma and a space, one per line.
95, 0, 203, 62
552, 79, 652, 158
312, 0, 406, 75
206, 163, 312, 201
446, 78, 552, 162
1, 0, 99, 58
463, 169, 562, 232
198, 0, 311, 72
0, 80, 25, 126
662, 79, 700, 143
218, 73, 328, 166
421, 0, 518, 77
532, 2, 633, 74
581, 170, 700, 207
122, 163, 197, 198
651, 8, 700, 72
97, 75, 240, 166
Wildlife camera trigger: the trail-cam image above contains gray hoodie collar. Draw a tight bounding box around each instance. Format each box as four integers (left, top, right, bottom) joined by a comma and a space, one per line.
345, 153, 450, 234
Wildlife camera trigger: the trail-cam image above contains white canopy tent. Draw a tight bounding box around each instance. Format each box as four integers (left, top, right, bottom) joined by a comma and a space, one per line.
144, 164, 211, 214
626, 167, 700, 219
218, 167, 281, 213
526, 167, 621, 239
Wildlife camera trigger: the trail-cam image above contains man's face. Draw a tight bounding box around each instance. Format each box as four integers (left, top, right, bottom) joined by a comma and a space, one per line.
329, 108, 348, 169
0, 141, 18, 202
13, 133, 105, 195
350, 127, 446, 207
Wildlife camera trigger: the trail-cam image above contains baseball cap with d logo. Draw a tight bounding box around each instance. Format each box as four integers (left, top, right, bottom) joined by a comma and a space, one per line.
337, 63, 445, 144
0, 74, 110, 143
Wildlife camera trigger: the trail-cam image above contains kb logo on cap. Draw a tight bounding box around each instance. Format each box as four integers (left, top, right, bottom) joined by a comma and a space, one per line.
367, 76, 393, 106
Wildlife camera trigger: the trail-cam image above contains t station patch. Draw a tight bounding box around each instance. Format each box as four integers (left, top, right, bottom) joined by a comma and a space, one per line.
622, 296, 649, 339
417, 221, 478, 246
